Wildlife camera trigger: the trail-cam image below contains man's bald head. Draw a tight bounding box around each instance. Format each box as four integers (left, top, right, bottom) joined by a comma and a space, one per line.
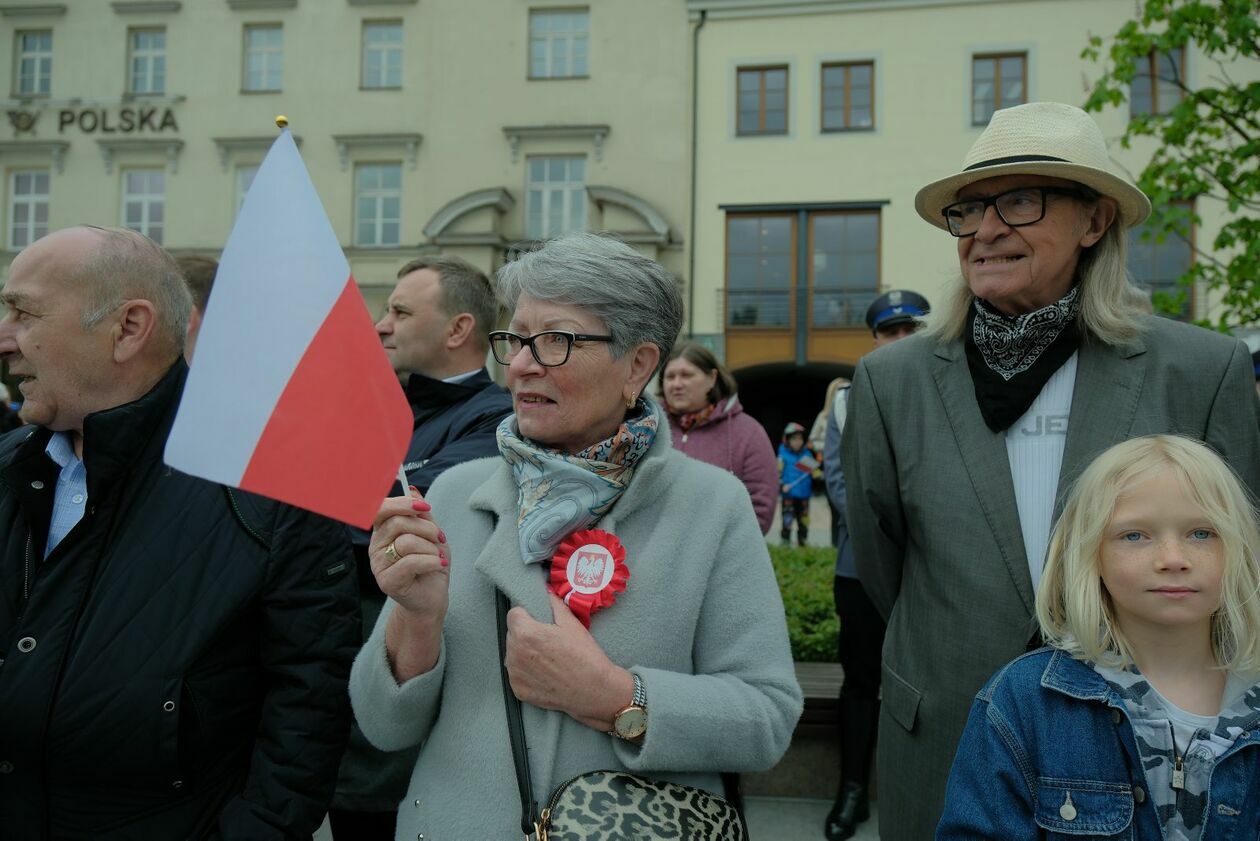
68, 226, 192, 358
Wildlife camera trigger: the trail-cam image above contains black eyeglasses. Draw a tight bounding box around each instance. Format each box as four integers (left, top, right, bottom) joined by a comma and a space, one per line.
488, 330, 615, 368
941, 186, 1089, 237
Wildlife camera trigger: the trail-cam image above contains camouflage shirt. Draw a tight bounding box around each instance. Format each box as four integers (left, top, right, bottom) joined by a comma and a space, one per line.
1095, 663, 1260, 841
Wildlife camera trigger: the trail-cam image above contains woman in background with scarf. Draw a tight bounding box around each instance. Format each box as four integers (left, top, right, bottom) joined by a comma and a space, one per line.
840, 101, 1260, 840
658, 342, 778, 534
350, 233, 802, 840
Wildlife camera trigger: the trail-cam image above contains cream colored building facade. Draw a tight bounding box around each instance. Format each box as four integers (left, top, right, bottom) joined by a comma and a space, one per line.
1, 0, 1250, 405
0, 0, 689, 317
687, 0, 1254, 384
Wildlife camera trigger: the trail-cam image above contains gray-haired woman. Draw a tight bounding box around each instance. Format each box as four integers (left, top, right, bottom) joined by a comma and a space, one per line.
841, 102, 1260, 840
350, 232, 803, 839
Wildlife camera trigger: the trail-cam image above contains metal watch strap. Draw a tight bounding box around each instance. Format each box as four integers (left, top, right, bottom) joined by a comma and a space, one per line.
631, 673, 646, 709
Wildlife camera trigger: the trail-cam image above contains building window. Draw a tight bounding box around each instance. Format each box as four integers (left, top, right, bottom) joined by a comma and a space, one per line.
8, 170, 50, 249
14, 30, 53, 97
529, 9, 589, 79
362, 20, 402, 89
725, 214, 794, 327
1128, 205, 1193, 320
810, 211, 880, 327
821, 61, 874, 132
972, 53, 1026, 125
354, 163, 402, 247
243, 24, 283, 92
737, 66, 788, 136
525, 156, 586, 239
1131, 49, 1185, 116
128, 28, 166, 95
121, 169, 165, 244
235, 164, 258, 213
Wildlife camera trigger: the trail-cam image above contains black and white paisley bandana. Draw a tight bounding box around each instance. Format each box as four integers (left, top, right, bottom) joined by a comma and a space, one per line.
964, 286, 1081, 432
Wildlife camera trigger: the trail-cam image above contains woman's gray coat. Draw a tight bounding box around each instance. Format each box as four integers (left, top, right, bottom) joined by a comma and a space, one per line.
841, 314, 1260, 841
350, 426, 803, 841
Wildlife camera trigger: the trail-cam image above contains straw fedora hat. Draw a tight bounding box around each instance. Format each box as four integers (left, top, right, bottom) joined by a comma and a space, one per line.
914, 101, 1151, 231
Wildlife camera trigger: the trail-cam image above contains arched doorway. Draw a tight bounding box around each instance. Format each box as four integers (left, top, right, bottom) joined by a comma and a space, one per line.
734, 361, 854, 449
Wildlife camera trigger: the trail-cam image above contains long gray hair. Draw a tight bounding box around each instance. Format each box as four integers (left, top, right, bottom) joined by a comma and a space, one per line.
925, 204, 1149, 347
496, 232, 684, 373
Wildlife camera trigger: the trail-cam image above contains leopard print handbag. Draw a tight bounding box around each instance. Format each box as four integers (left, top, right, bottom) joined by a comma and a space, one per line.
541, 769, 746, 841
496, 590, 749, 841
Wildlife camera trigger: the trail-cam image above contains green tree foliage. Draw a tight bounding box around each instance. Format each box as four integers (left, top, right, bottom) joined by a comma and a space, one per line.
1082, 0, 1259, 328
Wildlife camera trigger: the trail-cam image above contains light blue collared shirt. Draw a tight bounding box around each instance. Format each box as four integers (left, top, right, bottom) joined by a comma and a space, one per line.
44, 432, 87, 558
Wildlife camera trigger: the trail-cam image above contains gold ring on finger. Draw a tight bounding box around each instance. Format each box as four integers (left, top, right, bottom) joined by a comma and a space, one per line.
383, 541, 401, 563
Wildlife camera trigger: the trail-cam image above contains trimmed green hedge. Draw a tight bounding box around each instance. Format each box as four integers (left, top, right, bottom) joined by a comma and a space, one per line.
769, 544, 839, 663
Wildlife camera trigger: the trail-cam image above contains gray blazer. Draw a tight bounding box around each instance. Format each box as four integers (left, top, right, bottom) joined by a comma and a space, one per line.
350, 425, 803, 840
822, 390, 856, 578
841, 315, 1259, 841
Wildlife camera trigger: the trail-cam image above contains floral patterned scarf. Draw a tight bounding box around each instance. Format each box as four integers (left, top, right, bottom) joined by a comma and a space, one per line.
672, 401, 718, 432
496, 397, 660, 563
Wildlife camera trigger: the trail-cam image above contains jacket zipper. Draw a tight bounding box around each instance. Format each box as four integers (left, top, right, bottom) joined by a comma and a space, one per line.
22, 533, 32, 602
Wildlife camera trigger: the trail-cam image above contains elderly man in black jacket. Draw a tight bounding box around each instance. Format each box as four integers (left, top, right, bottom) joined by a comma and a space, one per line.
0, 226, 359, 840
330, 254, 511, 839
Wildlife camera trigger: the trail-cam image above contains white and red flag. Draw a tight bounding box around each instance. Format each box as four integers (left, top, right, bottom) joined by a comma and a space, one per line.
165, 128, 411, 528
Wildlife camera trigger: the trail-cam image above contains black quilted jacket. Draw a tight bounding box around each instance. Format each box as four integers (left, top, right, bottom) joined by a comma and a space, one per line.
0, 361, 360, 840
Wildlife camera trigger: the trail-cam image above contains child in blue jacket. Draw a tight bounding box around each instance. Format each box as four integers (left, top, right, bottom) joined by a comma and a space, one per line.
778, 422, 819, 546
938, 435, 1260, 840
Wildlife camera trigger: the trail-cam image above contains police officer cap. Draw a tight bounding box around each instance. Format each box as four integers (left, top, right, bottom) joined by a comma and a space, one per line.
865, 290, 931, 331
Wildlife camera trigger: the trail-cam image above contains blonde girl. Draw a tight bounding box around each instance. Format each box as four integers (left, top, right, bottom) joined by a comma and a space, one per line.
938, 435, 1260, 840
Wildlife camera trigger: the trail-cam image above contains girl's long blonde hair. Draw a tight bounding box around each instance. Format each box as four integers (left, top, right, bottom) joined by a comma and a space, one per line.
1036, 435, 1260, 671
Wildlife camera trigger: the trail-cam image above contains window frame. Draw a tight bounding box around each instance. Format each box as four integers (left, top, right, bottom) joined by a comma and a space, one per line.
736, 64, 790, 137
527, 7, 590, 80
241, 23, 284, 93
127, 27, 167, 96
1127, 200, 1195, 321
820, 61, 875, 133
7, 169, 51, 250
120, 168, 166, 245
234, 163, 259, 215
723, 212, 798, 330
360, 19, 403, 90
1130, 47, 1187, 117
807, 209, 882, 329
352, 161, 403, 248
524, 155, 587, 240
970, 51, 1027, 126
13, 29, 53, 98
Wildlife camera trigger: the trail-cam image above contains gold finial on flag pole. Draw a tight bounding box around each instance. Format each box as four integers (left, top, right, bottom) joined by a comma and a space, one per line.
275, 115, 289, 129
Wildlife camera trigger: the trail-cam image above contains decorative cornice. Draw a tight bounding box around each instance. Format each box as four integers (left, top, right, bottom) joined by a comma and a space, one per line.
423, 187, 514, 241
111, 1, 182, 13
686, 0, 1055, 19
586, 185, 673, 244
0, 140, 69, 173
501, 124, 609, 163
331, 132, 422, 170
211, 134, 300, 170
96, 137, 184, 174
225, 0, 296, 10
0, 4, 67, 17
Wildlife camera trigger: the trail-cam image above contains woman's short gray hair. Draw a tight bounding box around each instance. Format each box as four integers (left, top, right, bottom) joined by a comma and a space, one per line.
496, 232, 684, 372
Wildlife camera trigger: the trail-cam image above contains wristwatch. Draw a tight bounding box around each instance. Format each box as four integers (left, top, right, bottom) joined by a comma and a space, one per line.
611, 673, 648, 741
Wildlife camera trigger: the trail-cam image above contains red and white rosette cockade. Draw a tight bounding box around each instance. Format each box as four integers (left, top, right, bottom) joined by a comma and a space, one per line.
547, 529, 630, 629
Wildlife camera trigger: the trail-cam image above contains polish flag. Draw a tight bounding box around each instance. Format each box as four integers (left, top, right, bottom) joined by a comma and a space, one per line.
165, 128, 411, 528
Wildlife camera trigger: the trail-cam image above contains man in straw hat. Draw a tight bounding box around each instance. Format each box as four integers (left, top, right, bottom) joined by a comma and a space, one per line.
841, 101, 1259, 839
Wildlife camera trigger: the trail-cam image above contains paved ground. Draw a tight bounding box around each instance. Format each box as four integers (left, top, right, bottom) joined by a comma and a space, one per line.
769, 492, 837, 548
316, 798, 879, 840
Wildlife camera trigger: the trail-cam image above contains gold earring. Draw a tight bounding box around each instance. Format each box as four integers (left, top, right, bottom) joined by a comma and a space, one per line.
626, 391, 636, 408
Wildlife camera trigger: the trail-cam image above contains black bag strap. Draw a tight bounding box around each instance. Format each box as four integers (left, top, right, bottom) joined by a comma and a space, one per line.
496, 588, 539, 837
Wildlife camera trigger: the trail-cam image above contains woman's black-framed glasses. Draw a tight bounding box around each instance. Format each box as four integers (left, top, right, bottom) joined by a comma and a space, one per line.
941, 186, 1088, 237
488, 330, 615, 367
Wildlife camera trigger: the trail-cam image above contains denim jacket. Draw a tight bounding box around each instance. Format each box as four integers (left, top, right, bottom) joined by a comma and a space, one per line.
937, 647, 1260, 839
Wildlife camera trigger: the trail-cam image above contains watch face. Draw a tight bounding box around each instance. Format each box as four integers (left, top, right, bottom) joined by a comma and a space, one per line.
614, 706, 647, 739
